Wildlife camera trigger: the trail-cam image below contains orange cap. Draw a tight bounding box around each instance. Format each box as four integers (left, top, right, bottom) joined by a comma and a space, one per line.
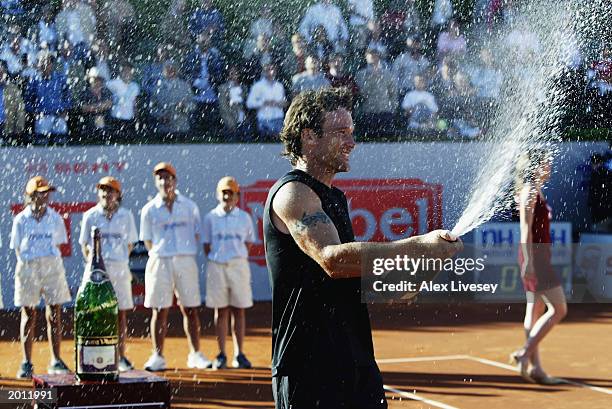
25, 176, 56, 195
96, 176, 121, 193
153, 162, 177, 178
217, 176, 240, 193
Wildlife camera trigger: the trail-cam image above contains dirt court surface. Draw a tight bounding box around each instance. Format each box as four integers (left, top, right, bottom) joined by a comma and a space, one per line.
0, 303, 610, 409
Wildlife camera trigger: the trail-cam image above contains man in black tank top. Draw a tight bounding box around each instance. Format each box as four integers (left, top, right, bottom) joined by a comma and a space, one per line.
264, 88, 462, 409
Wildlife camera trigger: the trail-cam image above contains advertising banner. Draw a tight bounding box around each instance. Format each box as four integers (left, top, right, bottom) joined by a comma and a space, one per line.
0, 142, 607, 308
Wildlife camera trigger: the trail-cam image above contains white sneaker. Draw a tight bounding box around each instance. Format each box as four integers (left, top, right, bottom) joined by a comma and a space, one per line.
187, 351, 211, 369
144, 353, 166, 372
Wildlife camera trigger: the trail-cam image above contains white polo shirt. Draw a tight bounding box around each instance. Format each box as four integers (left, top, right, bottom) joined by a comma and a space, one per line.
10, 206, 67, 261
203, 205, 255, 263
106, 78, 140, 120
140, 192, 202, 257
79, 204, 138, 262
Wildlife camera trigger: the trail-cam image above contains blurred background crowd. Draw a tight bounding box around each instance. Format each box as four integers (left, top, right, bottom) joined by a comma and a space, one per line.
0, 0, 610, 145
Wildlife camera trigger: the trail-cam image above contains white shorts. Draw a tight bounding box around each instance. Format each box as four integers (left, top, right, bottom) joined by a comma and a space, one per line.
205, 258, 253, 309
144, 255, 201, 309
14, 256, 72, 307
80, 261, 134, 310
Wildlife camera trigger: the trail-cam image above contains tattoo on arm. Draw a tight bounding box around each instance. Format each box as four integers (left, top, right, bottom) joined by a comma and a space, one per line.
294, 211, 332, 232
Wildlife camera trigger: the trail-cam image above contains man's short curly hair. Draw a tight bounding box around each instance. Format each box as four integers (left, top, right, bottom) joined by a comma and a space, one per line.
279, 87, 352, 166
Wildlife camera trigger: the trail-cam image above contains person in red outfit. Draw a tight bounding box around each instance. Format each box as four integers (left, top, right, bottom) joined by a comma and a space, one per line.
511, 149, 567, 385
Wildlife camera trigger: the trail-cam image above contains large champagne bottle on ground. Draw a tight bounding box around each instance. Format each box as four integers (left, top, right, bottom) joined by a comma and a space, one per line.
75, 227, 119, 381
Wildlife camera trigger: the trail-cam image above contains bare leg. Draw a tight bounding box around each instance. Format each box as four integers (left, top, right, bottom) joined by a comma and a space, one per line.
20, 307, 37, 362
230, 307, 245, 356
523, 286, 567, 358
180, 306, 201, 353
524, 296, 546, 370
214, 307, 230, 355
118, 310, 128, 358
151, 308, 169, 355
45, 305, 62, 362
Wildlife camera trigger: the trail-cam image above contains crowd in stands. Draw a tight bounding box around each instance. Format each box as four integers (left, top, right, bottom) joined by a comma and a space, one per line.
0, 0, 609, 145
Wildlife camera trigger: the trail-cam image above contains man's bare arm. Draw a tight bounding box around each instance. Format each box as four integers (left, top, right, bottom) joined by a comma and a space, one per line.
272, 181, 462, 279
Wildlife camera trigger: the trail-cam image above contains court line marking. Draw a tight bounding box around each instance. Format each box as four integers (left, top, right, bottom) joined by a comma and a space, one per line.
378, 355, 468, 364
465, 355, 612, 396
383, 385, 461, 409
379, 354, 612, 398
380, 355, 465, 409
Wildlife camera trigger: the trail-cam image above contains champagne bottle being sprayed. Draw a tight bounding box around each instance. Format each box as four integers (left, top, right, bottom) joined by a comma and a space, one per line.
75, 227, 119, 381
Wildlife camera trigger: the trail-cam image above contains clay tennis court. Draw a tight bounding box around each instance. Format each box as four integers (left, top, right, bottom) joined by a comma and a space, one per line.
0, 302, 610, 409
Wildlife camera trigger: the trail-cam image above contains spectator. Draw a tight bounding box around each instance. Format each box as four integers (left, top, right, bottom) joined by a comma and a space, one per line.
218, 66, 251, 141
445, 72, 482, 139
347, 0, 375, 50
430, 0, 453, 29
106, 61, 140, 141
243, 33, 275, 63
55, 0, 97, 49
246, 63, 286, 141
436, 19, 467, 61
90, 40, 112, 81
310, 26, 334, 64
17, 53, 38, 87
504, 17, 541, 59
1, 0, 25, 28
98, 0, 135, 53
150, 61, 195, 138
588, 46, 612, 96
468, 47, 503, 101
393, 37, 432, 96
24, 53, 72, 144
366, 20, 389, 62
188, 0, 225, 43
183, 30, 224, 136
161, 0, 191, 54
0, 60, 25, 143
142, 44, 172, 97
431, 55, 457, 101
248, 4, 275, 40
348, 0, 374, 28
401, 74, 438, 130
588, 153, 612, 231
326, 53, 359, 99
281, 33, 307, 85
486, 0, 518, 28
291, 55, 330, 96
203, 176, 255, 370
56, 39, 88, 103
0, 32, 26, 76
79, 67, 113, 140
299, 0, 348, 50
243, 33, 279, 84
380, 0, 422, 57
355, 48, 398, 137
37, 5, 58, 50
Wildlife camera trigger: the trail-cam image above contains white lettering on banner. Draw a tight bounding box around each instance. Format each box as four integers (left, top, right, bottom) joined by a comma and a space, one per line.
350, 206, 378, 241
474, 222, 572, 265
380, 207, 414, 240
416, 198, 428, 235
350, 198, 431, 242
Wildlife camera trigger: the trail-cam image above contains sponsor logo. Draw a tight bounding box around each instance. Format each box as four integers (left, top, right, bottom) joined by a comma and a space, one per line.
240, 179, 442, 266
474, 222, 572, 265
